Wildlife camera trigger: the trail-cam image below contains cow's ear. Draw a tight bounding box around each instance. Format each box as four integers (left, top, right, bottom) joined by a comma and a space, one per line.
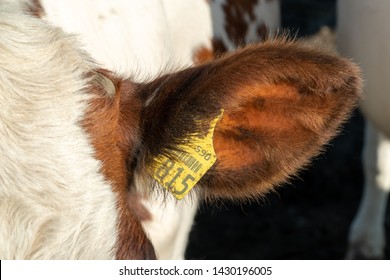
135, 39, 362, 201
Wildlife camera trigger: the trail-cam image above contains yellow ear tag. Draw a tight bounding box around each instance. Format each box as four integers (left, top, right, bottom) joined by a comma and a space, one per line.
149, 110, 224, 200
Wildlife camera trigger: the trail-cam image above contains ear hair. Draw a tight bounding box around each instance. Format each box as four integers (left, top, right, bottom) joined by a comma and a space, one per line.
134, 38, 362, 201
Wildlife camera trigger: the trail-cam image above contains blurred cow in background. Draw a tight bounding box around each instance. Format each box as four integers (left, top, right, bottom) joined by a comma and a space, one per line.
338, 0, 390, 259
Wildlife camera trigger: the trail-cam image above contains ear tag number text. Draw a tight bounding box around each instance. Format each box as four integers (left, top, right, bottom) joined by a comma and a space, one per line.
149, 110, 223, 200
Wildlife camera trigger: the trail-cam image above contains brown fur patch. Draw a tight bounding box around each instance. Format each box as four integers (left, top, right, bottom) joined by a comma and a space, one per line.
193, 45, 215, 64
83, 70, 155, 259
210, 0, 273, 60
28, 0, 45, 18
212, 37, 228, 58
115, 198, 156, 259
257, 23, 269, 39
223, 0, 259, 46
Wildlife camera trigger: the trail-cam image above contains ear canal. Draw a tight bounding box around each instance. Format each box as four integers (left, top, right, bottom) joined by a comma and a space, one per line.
136, 39, 362, 201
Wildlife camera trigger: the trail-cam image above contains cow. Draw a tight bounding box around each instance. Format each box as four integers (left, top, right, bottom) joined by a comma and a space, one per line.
337, 0, 390, 259
0, 1, 361, 259
25, 0, 282, 259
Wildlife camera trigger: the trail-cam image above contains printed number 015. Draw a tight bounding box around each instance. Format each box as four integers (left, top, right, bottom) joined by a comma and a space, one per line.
155, 159, 195, 195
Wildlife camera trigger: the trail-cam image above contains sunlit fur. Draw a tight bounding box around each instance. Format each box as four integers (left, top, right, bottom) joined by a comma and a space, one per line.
0, 2, 362, 259
136, 38, 362, 202
34, 0, 213, 260
0, 4, 119, 259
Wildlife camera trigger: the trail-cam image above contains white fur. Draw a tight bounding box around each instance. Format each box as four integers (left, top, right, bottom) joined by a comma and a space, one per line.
35, 0, 280, 260
39, 0, 175, 81
3, 0, 281, 260
0, 4, 119, 259
36, 0, 213, 260
141, 196, 199, 260
337, 0, 390, 258
162, 0, 213, 67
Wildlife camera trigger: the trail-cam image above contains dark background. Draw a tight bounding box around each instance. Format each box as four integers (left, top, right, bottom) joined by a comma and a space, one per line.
186, 0, 390, 259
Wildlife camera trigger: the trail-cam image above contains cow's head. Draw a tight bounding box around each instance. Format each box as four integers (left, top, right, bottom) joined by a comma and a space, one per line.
86, 39, 361, 257
0, 4, 361, 259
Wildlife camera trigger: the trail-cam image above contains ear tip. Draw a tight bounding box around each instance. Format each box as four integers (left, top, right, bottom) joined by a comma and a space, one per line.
328, 58, 363, 106
298, 47, 363, 101
232, 39, 364, 96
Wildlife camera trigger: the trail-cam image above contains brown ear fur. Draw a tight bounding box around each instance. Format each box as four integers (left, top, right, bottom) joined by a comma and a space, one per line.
136, 39, 362, 201
84, 71, 156, 259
